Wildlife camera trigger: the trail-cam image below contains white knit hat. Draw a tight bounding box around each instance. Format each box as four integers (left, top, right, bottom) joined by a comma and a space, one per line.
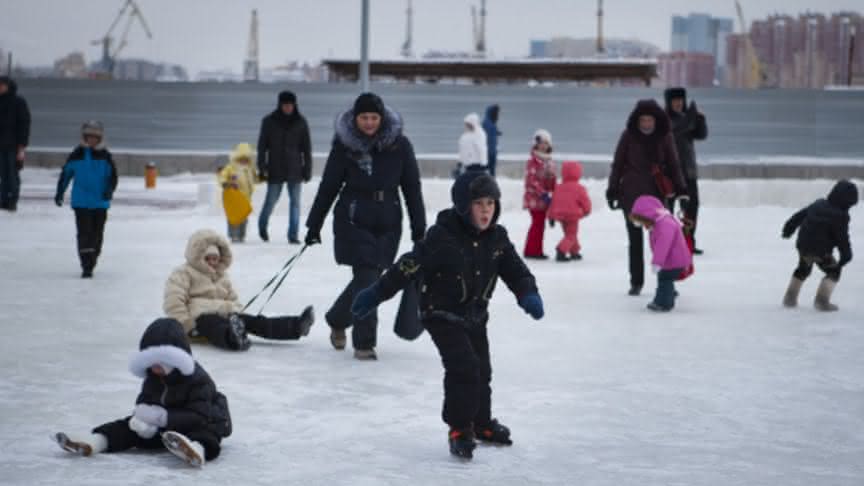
204, 245, 220, 257
533, 129, 552, 145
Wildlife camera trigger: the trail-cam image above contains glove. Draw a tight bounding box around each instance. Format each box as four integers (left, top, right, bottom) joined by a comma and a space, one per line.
518, 293, 544, 320
304, 229, 321, 246
133, 403, 167, 427
351, 284, 382, 320
541, 193, 552, 206
258, 172, 268, 183
605, 188, 619, 211
548, 219, 555, 228
128, 416, 159, 439
651, 264, 662, 274
781, 230, 793, 239
54, 194, 63, 207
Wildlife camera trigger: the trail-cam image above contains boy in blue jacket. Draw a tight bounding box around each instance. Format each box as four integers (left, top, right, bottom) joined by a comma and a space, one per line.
55, 121, 118, 278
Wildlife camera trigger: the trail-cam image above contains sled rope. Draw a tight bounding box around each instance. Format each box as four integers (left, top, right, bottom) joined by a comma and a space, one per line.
242, 245, 308, 314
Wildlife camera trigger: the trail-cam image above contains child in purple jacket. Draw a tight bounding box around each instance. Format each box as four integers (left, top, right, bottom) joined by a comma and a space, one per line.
628, 195, 692, 311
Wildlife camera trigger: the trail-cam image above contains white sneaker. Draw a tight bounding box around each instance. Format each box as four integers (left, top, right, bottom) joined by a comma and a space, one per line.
161, 431, 205, 467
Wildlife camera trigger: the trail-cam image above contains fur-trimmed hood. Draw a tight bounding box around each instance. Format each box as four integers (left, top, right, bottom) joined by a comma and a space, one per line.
626, 99, 670, 140
333, 105, 404, 155
129, 318, 196, 378
185, 229, 232, 277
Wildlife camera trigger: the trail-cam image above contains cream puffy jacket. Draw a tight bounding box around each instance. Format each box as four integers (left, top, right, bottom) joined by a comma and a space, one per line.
163, 229, 242, 334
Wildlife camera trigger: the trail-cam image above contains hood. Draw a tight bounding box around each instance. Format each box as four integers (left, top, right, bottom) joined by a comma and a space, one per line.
484, 104, 499, 123
451, 164, 501, 231
230, 142, 255, 163
827, 180, 859, 210
128, 318, 195, 378
0, 76, 16, 97
664, 87, 687, 113
626, 99, 670, 139
561, 161, 583, 182
185, 229, 233, 276
631, 195, 670, 222
464, 112, 481, 130
334, 104, 403, 154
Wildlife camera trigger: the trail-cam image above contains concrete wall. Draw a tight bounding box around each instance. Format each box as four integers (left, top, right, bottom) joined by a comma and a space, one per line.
25, 149, 864, 180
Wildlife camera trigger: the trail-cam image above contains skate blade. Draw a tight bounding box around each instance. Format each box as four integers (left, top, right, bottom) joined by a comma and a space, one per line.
53, 433, 92, 456
161, 432, 204, 467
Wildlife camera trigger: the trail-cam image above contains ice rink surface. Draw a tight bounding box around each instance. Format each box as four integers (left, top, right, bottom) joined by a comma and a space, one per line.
1, 172, 862, 485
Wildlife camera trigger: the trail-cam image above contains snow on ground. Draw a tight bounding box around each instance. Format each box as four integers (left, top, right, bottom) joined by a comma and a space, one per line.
1, 171, 863, 485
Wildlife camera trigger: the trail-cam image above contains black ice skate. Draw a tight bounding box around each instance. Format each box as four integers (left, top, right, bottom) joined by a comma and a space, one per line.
448, 428, 477, 460
227, 314, 252, 351
475, 419, 513, 446
297, 305, 315, 337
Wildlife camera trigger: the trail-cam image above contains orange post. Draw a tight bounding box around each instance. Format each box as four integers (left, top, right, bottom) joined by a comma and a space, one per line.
145, 162, 157, 189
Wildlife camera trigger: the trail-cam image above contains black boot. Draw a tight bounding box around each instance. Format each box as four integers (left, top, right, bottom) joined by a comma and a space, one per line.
297, 306, 315, 337
555, 250, 570, 262
475, 419, 512, 445
259, 227, 269, 242
226, 315, 252, 351
628, 285, 642, 296
448, 427, 476, 460
571, 253, 583, 261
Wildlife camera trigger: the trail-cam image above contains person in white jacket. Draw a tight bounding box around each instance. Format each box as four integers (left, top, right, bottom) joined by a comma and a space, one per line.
455, 113, 487, 177
163, 229, 314, 351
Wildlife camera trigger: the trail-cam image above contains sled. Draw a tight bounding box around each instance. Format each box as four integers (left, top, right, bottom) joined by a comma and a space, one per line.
394, 281, 424, 341
223, 188, 252, 226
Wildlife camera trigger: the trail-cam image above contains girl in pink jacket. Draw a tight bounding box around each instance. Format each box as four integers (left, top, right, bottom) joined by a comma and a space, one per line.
628, 195, 691, 311
547, 161, 591, 261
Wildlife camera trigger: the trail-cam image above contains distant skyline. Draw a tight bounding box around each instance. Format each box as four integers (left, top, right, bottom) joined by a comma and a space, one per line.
1, 0, 862, 74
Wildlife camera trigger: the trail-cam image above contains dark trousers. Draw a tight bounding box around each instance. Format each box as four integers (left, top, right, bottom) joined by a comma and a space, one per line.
0, 149, 20, 209
488, 153, 497, 176
624, 213, 645, 288
325, 265, 382, 350
227, 219, 248, 242
677, 177, 700, 243
425, 319, 493, 430
653, 269, 682, 309
74, 208, 108, 272
195, 313, 306, 350
793, 253, 841, 282
92, 416, 221, 460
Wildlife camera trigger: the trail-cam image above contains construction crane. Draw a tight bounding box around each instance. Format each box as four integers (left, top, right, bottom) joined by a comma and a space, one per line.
92, 0, 153, 76
471, 0, 486, 56
734, 0, 763, 88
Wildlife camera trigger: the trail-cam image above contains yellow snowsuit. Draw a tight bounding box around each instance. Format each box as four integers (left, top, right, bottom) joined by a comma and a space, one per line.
219, 143, 259, 241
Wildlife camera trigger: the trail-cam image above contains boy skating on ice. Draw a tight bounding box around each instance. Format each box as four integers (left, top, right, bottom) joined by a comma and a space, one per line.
628, 195, 692, 312
53, 318, 232, 467
351, 165, 544, 459
782, 180, 858, 311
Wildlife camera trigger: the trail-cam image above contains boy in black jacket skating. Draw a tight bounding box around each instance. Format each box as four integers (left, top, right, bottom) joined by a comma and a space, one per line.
352, 165, 544, 459
782, 180, 858, 311
53, 318, 232, 467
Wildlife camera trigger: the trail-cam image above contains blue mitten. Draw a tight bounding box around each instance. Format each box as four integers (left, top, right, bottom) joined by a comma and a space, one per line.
518, 293, 544, 320
352, 284, 382, 320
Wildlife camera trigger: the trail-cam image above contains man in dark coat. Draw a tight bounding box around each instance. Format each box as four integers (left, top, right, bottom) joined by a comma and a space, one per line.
350, 165, 543, 459
54, 318, 232, 467
481, 105, 501, 176
257, 90, 313, 243
781, 180, 858, 311
304, 93, 426, 359
606, 99, 687, 296
0, 76, 31, 211
665, 87, 708, 254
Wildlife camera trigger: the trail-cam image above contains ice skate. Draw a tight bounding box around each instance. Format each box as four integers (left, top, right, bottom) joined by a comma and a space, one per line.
161, 431, 205, 467
475, 419, 513, 446
448, 428, 476, 460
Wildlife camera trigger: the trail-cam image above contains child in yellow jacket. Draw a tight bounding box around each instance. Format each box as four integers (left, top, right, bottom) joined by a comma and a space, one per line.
219, 143, 259, 243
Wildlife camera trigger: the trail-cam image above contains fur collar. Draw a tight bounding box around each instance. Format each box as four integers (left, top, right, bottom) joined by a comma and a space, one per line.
532, 150, 552, 162
334, 105, 403, 156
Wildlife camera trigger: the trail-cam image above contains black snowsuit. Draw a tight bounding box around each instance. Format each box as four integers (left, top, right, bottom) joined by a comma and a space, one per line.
94, 319, 231, 461
257, 106, 312, 183
306, 102, 426, 350
0, 77, 30, 209
374, 170, 538, 430
783, 180, 858, 282
664, 89, 707, 242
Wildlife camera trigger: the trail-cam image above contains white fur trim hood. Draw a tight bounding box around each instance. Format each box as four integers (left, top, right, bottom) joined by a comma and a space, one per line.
129, 345, 195, 378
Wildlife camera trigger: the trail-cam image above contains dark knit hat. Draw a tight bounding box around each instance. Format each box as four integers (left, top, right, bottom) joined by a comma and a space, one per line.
353, 92, 385, 116
278, 90, 297, 105
666, 87, 687, 99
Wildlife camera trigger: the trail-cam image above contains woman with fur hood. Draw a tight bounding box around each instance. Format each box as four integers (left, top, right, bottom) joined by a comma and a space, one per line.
304, 92, 426, 360
54, 318, 231, 467
163, 229, 314, 351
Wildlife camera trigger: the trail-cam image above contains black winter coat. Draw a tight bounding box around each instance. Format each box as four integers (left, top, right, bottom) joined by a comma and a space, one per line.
607, 100, 686, 213
667, 109, 707, 180
306, 106, 426, 268
257, 109, 312, 183
783, 180, 858, 266
377, 208, 538, 328
0, 78, 31, 149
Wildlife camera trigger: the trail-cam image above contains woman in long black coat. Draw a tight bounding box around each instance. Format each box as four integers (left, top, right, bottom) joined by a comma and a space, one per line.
606, 99, 687, 296
305, 93, 426, 360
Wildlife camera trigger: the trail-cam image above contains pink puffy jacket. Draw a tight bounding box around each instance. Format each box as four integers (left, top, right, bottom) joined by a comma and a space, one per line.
630, 195, 692, 270
548, 161, 591, 223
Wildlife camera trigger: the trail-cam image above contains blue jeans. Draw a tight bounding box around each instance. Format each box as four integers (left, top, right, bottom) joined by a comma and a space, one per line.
258, 182, 302, 240
0, 149, 20, 209
653, 269, 682, 309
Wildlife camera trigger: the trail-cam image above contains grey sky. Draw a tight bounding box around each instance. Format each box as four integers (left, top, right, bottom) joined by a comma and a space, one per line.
1, 0, 861, 74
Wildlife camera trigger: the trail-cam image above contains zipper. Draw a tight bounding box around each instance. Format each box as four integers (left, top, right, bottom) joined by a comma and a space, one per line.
160, 377, 168, 406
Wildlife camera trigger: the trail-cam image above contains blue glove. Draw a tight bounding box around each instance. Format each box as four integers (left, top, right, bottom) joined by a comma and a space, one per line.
541, 193, 552, 206
352, 284, 382, 320
518, 293, 544, 320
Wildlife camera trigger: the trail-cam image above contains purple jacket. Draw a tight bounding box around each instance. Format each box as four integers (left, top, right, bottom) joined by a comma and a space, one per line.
631, 195, 692, 270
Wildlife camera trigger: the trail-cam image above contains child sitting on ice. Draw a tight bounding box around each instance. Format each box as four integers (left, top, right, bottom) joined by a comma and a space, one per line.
53, 318, 231, 467
219, 143, 259, 243
781, 180, 858, 311
628, 195, 692, 312
547, 161, 591, 261
351, 165, 544, 460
